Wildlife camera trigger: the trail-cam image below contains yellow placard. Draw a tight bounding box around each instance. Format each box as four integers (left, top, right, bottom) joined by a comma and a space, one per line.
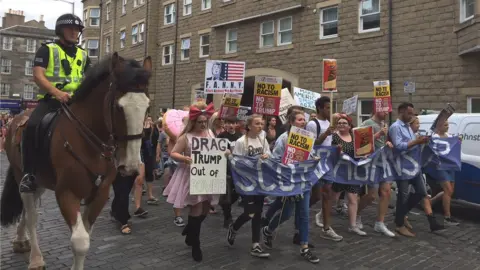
287, 131, 314, 152
373, 80, 391, 98
254, 76, 282, 97
223, 95, 241, 107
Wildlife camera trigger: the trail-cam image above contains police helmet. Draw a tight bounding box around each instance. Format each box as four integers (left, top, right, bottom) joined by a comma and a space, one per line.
55, 14, 84, 36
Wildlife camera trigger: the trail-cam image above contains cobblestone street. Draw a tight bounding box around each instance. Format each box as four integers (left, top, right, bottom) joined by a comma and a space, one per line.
1, 153, 480, 270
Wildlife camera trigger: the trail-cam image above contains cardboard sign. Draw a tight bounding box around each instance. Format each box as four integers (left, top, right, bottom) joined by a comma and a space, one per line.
219, 94, 242, 119
278, 88, 297, 124
252, 76, 282, 116
353, 126, 375, 158
190, 137, 229, 195
204, 60, 245, 94
430, 104, 455, 132
322, 59, 337, 92
373, 80, 392, 112
282, 126, 315, 165
342, 95, 358, 115
293, 87, 321, 111
237, 106, 251, 121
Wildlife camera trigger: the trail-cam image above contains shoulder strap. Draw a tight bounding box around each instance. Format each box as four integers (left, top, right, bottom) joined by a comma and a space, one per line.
312, 119, 321, 138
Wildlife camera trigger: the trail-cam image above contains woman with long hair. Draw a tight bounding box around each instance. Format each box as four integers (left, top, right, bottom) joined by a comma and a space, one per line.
141, 115, 159, 205
265, 116, 277, 150
163, 101, 221, 262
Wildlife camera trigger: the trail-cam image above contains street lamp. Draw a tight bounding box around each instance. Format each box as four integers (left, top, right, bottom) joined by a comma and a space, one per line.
54, 0, 75, 14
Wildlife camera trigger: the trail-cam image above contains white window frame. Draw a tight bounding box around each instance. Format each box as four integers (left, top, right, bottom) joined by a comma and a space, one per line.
1, 59, 12, 74
359, 0, 381, 33
122, 0, 127, 14
225, 29, 237, 54
105, 36, 111, 53
357, 99, 374, 124
2, 36, 13, 50
87, 39, 99, 57
181, 38, 190, 61
106, 3, 111, 21
89, 8, 100, 26
83, 9, 88, 24
467, 97, 480, 113
131, 25, 139, 44
201, 0, 211, 11
25, 60, 34, 76
183, 0, 192, 16
134, 0, 145, 7
26, 39, 37, 53
320, 6, 338, 39
162, 44, 174, 65
277, 17, 292, 46
0, 83, 10, 96
260, 21, 274, 48
460, 0, 475, 23
138, 22, 145, 42
164, 3, 176, 25
120, 30, 126, 48
199, 34, 210, 58
23, 85, 34, 100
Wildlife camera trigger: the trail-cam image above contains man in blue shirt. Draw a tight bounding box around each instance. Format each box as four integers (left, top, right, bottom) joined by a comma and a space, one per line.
389, 102, 444, 237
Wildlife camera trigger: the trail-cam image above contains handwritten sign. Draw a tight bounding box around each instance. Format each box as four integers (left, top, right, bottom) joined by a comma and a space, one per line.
373, 80, 392, 112
204, 60, 245, 94
278, 88, 297, 124
219, 94, 242, 119
282, 126, 315, 165
252, 76, 282, 116
353, 126, 375, 158
322, 59, 337, 92
237, 106, 251, 121
190, 137, 228, 195
293, 87, 321, 111
430, 104, 455, 132
342, 95, 358, 115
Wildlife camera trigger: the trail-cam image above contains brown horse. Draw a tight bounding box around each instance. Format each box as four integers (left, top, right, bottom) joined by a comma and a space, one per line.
0, 53, 152, 270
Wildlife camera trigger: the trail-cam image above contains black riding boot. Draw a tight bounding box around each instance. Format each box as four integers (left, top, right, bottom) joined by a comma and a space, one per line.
19, 128, 36, 193
183, 217, 192, 247
189, 216, 203, 262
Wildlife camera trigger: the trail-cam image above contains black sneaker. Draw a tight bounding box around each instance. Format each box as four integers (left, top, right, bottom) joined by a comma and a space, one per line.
262, 227, 273, 249
301, 248, 320, 264
174, 216, 185, 227
293, 233, 315, 248
427, 214, 446, 232
261, 217, 269, 227
227, 224, 237, 246
445, 217, 460, 226
250, 245, 270, 258
19, 174, 37, 193
133, 207, 148, 217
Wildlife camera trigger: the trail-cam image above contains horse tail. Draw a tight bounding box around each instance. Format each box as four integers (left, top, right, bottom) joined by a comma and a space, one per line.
0, 165, 23, 227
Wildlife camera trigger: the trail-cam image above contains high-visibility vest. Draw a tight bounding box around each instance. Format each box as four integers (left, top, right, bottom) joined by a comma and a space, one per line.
37, 43, 87, 100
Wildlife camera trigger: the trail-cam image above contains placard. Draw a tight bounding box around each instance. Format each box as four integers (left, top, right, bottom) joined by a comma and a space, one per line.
237, 106, 251, 121
342, 95, 358, 115
278, 88, 297, 124
252, 76, 282, 116
353, 126, 375, 158
204, 60, 245, 94
322, 59, 338, 92
282, 126, 315, 165
430, 104, 455, 132
293, 87, 321, 111
373, 80, 392, 112
219, 94, 242, 119
190, 137, 228, 195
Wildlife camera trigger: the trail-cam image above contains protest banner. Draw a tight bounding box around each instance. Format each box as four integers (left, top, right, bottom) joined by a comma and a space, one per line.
342, 95, 358, 115
373, 80, 392, 112
252, 76, 282, 116
204, 60, 245, 94
430, 104, 455, 132
293, 87, 321, 111
237, 106, 251, 121
190, 137, 229, 195
353, 126, 375, 158
282, 126, 315, 164
219, 94, 242, 119
322, 59, 337, 92
278, 88, 297, 124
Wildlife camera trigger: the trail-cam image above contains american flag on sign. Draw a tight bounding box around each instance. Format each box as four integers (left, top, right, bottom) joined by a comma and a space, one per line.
224, 62, 245, 82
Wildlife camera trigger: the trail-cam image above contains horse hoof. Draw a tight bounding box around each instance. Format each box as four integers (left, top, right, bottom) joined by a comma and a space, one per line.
12, 240, 31, 253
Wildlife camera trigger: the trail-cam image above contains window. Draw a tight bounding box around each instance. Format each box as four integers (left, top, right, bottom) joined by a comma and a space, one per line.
1, 59, 11, 74
23, 85, 34, 100
122, 0, 127, 14
184, 0, 192, 16
359, 0, 380, 33
226, 29, 237, 53
26, 39, 37, 53
260, 21, 274, 48
83, 9, 88, 24
181, 38, 190, 60
105, 36, 111, 53
357, 100, 373, 123
460, 0, 475, 22
202, 0, 211, 10
120, 30, 126, 48
277, 17, 292, 45
106, 3, 111, 21
87, 39, 99, 57
200, 34, 210, 57
163, 44, 174, 65
138, 23, 145, 42
134, 0, 145, 7
0, 84, 10, 96
467, 97, 480, 113
89, 8, 100, 26
25, 60, 34, 76
2, 37, 13, 50
320, 6, 338, 39
132, 25, 139, 44
164, 3, 175, 25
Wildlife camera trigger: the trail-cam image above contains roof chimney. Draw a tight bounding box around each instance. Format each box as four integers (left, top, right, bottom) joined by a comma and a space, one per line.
39, 15, 44, 22
2, 9, 26, 28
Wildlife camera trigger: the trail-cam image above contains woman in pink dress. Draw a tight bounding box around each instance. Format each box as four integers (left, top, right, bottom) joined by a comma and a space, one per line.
163, 101, 222, 262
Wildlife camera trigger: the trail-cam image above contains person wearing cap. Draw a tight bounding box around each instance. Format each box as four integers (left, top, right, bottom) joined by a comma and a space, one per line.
19, 13, 91, 193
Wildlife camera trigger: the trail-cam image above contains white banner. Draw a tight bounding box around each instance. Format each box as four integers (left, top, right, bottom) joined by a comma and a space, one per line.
293, 87, 321, 111
342, 95, 358, 115
278, 88, 297, 124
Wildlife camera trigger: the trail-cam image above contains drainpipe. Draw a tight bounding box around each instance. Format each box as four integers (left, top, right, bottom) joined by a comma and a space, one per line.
98, 0, 103, 60
171, 0, 180, 108
388, 0, 393, 125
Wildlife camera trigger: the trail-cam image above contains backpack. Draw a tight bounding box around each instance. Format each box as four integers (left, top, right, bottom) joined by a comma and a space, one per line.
311, 118, 322, 138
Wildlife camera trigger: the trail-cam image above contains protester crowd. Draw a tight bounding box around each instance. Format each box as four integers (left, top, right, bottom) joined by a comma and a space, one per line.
108, 97, 459, 264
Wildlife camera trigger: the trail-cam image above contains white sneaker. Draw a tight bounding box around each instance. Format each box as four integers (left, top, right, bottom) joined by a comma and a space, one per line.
356, 216, 363, 230
349, 226, 367, 236
315, 210, 324, 228
374, 222, 395, 237
320, 227, 343, 242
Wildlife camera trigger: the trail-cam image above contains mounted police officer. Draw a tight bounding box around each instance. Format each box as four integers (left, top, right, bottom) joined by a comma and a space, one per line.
19, 13, 91, 193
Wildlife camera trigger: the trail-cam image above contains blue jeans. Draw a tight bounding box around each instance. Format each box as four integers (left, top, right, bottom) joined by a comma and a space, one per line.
265, 190, 311, 245
394, 174, 427, 227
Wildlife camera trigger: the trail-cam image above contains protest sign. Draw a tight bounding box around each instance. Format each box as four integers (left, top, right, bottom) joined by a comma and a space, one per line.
194, 90, 206, 103
353, 126, 375, 158
278, 88, 297, 124
190, 137, 229, 195
282, 126, 315, 164
322, 59, 337, 92
373, 80, 392, 112
252, 76, 282, 116
293, 87, 321, 111
219, 94, 242, 119
430, 104, 455, 132
342, 95, 358, 115
237, 106, 251, 121
204, 60, 245, 94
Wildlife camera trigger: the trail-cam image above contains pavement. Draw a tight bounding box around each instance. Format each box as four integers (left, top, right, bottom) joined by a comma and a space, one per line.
1, 153, 480, 270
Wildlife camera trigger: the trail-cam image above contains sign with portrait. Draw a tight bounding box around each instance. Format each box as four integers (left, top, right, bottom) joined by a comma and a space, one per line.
204, 60, 245, 94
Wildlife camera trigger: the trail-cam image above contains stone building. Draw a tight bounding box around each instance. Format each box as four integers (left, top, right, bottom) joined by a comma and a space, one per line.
0, 9, 56, 113
82, 0, 102, 64
92, 0, 480, 121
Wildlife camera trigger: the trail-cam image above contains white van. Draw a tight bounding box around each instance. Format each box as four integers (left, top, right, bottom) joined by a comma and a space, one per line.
418, 113, 480, 207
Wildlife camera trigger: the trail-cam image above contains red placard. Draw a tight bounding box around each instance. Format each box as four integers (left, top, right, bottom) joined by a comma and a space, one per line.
353, 126, 375, 158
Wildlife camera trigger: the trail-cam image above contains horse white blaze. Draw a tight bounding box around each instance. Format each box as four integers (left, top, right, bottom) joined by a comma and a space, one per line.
117, 92, 150, 174
71, 211, 90, 270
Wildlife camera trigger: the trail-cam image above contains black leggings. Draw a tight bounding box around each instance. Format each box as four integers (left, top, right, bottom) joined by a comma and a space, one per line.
111, 173, 135, 225
141, 148, 155, 183
232, 195, 264, 243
